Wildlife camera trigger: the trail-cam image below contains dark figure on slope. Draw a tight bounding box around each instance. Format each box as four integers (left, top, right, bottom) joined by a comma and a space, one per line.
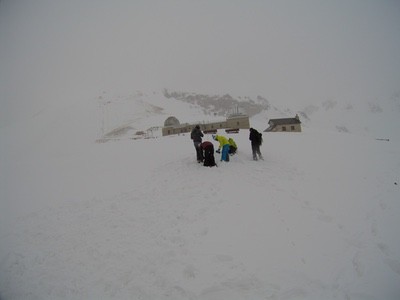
191, 125, 204, 163
200, 141, 217, 167
249, 128, 263, 161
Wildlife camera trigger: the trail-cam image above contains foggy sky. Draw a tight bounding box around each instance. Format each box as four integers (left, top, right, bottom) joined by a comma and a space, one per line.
1, 0, 399, 127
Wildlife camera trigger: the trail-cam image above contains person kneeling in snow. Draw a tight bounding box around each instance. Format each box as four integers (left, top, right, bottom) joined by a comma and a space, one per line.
228, 137, 237, 155
212, 134, 230, 162
200, 141, 217, 167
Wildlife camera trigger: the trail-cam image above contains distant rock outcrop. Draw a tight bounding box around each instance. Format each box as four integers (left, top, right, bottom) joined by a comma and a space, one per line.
163, 89, 270, 117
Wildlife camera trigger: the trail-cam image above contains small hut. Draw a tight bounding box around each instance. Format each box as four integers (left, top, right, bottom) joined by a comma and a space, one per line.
265, 114, 302, 132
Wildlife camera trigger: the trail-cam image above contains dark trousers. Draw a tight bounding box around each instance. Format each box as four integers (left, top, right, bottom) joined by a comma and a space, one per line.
194, 142, 203, 162
251, 143, 263, 160
229, 146, 237, 154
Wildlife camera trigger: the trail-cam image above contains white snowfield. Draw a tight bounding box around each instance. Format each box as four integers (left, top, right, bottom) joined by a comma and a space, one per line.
0, 97, 399, 299
1, 0, 400, 298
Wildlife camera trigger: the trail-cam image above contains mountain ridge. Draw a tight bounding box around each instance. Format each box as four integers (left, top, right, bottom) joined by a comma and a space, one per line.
95, 89, 400, 141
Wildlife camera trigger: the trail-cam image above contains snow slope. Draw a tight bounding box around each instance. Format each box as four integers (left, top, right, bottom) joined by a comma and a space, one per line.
1, 96, 400, 300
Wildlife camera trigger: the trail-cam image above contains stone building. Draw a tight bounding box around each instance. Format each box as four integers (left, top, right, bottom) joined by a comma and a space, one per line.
162, 113, 250, 136
265, 114, 302, 132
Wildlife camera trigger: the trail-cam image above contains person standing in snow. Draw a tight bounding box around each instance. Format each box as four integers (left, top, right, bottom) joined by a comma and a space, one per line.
228, 137, 237, 155
191, 125, 204, 163
200, 141, 217, 167
212, 134, 230, 162
249, 128, 263, 161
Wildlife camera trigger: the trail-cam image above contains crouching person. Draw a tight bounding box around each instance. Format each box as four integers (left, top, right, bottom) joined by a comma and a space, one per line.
228, 137, 237, 155
212, 134, 230, 162
200, 141, 217, 167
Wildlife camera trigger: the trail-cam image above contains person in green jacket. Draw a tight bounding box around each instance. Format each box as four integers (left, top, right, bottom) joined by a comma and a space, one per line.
228, 137, 237, 155
212, 134, 230, 162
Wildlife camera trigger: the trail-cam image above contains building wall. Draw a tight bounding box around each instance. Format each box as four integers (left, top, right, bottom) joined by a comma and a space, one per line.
270, 123, 302, 132
162, 115, 250, 136
225, 115, 250, 130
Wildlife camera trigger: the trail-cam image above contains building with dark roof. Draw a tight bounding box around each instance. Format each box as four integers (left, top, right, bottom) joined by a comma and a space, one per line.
265, 114, 302, 132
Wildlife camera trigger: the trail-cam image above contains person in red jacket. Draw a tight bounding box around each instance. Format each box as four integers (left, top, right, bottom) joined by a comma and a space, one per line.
200, 141, 217, 167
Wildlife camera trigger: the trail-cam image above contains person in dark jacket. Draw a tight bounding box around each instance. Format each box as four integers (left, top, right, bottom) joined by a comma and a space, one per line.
249, 128, 263, 161
190, 125, 204, 163
200, 141, 217, 167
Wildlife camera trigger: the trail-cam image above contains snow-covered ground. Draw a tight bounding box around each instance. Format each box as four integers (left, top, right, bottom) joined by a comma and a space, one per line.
1, 96, 399, 300
1, 0, 400, 298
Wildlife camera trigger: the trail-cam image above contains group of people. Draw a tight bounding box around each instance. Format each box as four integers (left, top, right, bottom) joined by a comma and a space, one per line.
190, 125, 263, 167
